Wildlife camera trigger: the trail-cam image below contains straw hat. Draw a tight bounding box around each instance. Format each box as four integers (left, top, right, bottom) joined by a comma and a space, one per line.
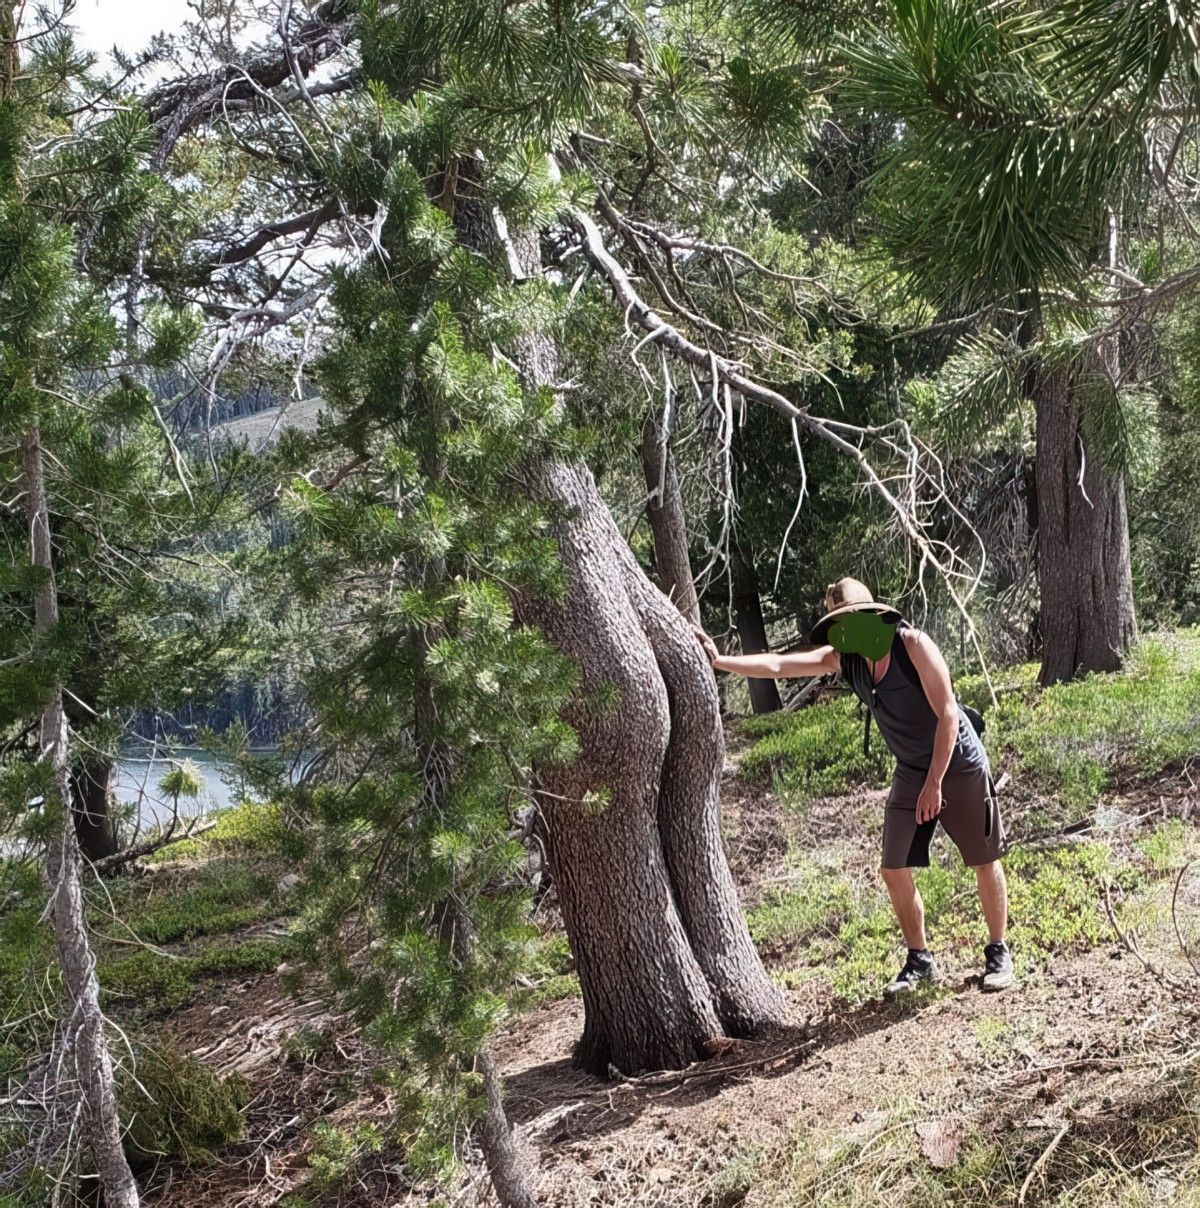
810, 577, 902, 644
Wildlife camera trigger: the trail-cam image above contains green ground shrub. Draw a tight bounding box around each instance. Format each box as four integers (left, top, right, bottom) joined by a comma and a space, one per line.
102, 859, 282, 945
100, 936, 290, 1016
737, 697, 893, 803
510, 930, 578, 1010
986, 637, 1200, 817
753, 841, 1141, 1002
305, 1121, 386, 1191
120, 1040, 249, 1168
145, 799, 294, 863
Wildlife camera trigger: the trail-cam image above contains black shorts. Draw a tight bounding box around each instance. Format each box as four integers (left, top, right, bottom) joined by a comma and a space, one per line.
881, 765, 1008, 869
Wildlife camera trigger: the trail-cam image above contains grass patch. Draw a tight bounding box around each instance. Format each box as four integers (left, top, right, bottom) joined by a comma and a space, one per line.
1135, 817, 1200, 872
99, 936, 290, 1016
752, 841, 1143, 1003
100, 858, 284, 945
510, 931, 579, 1011
982, 637, 1200, 822
144, 799, 293, 863
736, 697, 893, 804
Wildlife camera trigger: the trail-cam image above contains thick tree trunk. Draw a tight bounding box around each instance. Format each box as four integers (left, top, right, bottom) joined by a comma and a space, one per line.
465, 190, 784, 1077
640, 417, 700, 625
1032, 361, 1136, 684
22, 427, 140, 1207
518, 460, 786, 1076
70, 757, 121, 863
729, 545, 781, 714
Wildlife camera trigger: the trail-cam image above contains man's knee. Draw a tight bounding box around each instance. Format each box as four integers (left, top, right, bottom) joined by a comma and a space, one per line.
880, 865, 911, 884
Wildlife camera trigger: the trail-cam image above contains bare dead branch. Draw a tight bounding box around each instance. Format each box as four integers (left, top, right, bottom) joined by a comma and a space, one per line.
91, 818, 219, 874
563, 200, 997, 699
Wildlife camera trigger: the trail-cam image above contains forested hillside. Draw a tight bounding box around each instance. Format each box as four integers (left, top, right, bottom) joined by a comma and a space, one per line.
2, 1, 1200, 1205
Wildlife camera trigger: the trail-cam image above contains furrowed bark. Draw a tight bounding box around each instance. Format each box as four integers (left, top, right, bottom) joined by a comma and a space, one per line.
470, 195, 785, 1076
22, 427, 140, 1207
518, 459, 726, 1075
476, 1047, 538, 1208
624, 564, 786, 1032
1032, 359, 1136, 683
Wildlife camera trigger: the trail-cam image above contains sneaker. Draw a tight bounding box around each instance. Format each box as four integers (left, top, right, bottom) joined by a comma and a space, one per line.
882, 949, 940, 998
982, 940, 1014, 991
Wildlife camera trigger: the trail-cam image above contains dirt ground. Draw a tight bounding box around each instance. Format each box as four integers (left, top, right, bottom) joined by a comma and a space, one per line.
492, 943, 1199, 1206
143, 762, 1200, 1207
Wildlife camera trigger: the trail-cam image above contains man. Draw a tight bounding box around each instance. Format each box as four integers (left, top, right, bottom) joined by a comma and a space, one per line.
695, 577, 1013, 996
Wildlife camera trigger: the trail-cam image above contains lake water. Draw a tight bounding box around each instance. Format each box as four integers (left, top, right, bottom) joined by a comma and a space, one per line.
115, 747, 269, 827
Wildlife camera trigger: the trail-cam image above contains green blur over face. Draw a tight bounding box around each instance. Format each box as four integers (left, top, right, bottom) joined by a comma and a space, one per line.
827, 611, 896, 661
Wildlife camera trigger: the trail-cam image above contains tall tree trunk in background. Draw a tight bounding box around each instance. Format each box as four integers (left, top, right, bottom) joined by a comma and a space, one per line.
640, 416, 700, 625
730, 545, 781, 714
22, 427, 140, 1208
70, 757, 120, 862
1032, 359, 1136, 684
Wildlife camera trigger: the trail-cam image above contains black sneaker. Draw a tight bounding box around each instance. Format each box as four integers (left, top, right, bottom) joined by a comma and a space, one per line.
882, 949, 940, 998
982, 941, 1014, 991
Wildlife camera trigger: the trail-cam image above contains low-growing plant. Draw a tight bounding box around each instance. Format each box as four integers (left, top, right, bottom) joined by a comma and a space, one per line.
986, 638, 1200, 818
120, 1041, 250, 1168
100, 937, 290, 1015
753, 841, 1138, 1002
144, 799, 294, 863
101, 860, 282, 945
305, 1121, 386, 1191
737, 697, 893, 804
283, 1026, 335, 1063
1136, 817, 1200, 872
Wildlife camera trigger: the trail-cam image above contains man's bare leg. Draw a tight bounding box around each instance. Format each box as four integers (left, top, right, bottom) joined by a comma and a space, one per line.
974, 859, 1008, 944
881, 866, 928, 950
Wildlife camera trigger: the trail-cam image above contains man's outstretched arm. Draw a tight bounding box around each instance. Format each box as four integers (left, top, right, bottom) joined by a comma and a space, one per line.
694, 630, 841, 679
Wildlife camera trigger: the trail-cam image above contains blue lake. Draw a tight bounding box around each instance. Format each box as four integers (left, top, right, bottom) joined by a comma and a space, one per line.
114, 747, 271, 825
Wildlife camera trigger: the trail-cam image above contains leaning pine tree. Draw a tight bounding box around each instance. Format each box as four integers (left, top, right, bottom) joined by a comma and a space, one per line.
0, 6, 144, 1202
270, 0, 787, 1091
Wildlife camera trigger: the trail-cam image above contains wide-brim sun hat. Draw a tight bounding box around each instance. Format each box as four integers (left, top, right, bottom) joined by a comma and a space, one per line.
810, 577, 902, 645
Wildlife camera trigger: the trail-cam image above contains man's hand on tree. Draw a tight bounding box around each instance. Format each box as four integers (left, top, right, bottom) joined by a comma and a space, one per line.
693, 627, 720, 667
916, 779, 943, 824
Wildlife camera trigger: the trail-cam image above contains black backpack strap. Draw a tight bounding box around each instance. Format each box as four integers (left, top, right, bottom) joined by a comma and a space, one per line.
838, 652, 874, 757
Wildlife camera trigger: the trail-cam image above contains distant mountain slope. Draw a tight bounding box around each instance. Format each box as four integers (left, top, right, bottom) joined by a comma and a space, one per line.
209, 396, 325, 449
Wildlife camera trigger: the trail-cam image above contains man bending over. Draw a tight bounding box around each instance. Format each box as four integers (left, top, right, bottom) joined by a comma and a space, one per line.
695, 577, 1014, 997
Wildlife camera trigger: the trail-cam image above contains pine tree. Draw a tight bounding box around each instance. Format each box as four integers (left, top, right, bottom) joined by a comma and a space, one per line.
266, 159, 577, 1192
0, 6, 143, 1200
833, 0, 1200, 679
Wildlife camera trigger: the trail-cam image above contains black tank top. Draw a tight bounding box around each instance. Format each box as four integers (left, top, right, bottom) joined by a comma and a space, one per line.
841, 627, 987, 776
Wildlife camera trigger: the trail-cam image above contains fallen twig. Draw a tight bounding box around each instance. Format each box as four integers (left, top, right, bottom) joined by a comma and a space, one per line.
1018, 1120, 1070, 1206
92, 818, 218, 874
1103, 881, 1193, 994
